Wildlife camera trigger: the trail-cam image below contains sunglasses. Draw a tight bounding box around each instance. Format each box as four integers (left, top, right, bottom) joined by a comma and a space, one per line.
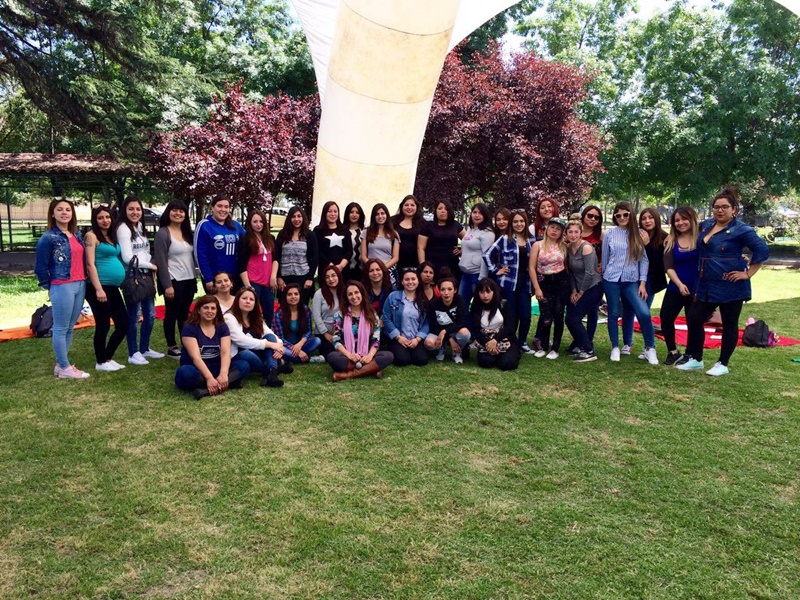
614, 212, 631, 219
585, 213, 601, 221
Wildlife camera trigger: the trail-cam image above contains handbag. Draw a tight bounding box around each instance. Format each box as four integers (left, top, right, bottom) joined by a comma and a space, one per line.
121, 256, 156, 304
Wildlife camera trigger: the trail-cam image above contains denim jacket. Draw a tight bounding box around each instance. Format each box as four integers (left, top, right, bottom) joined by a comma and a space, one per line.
482, 235, 535, 294
35, 227, 85, 289
382, 290, 429, 340
695, 217, 769, 303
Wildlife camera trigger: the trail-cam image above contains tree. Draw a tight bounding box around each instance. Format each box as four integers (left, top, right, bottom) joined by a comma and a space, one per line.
415, 43, 605, 215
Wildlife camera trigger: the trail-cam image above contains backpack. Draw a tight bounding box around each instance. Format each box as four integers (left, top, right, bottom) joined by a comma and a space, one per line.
30, 304, 54, 338
742, 319, 773, 347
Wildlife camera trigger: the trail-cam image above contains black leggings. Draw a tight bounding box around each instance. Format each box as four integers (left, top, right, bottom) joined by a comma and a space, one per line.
163, 278, 197, 347
388, 339, 429, 367
85, 284, 129, 363
659, 289, 694, 353
685, 299, 744, 366
476, 347, 520, 370
537, 271, 570, 352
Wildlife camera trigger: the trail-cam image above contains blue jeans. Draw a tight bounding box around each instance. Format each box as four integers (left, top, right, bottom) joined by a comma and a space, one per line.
565, 284, 603, 352
174, 358, 251, 391
458, 272, 480, 306
602, 280, 655, 348
126, 295, 155, 356
50, 280, 86, 368
286, 335, 322, 363
236, 334, 280, 375
252, 282, 275, 325
621, 281, 657, 347
504, 284, 532, 346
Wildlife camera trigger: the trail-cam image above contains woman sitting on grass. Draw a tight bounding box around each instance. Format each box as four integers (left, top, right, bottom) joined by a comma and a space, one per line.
328, 281, 394, 381
312, 264, 345, 358
223, 286, 285, 388
424, 275, 470, 363
382, 269, 429, 367
175, 295, 250, 400
272, 283, 323, 364
363, 258, 392, 315
471, 278, 520, 371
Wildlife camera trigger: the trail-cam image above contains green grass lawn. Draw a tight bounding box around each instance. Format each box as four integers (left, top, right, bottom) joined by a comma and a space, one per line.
1, 271, 799, 598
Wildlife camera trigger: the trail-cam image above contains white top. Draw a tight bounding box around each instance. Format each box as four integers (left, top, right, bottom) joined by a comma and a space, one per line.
168, 238, 195, 281
117, 223, 154, 270
223, 312, 277, 357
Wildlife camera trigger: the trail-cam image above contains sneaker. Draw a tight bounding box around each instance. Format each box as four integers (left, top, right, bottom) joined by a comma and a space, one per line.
309, 355, 326, 364
453, 353, 464, 364
664, 352, 682, 366
54, 365, 63, 376
706, 362, 729, 377
128, 352, 149, 366
546, 350, 559, 360
436, 349, 446, 361
672, 354, 691, 367
610, 347, 621, 362
108, 360, 126, 370
644, 347, 658, 366
58, 365, 89, 379
621, 344, 632, 356
566, 346, 581, 356
534, 349, 547, 358
574, 351, 597, 363
142, 349, 165, 359
96, 361, 118, 372
167, 348, 182, 360
676, 358, 704, 371
637, 350, 647, 360
520, 344, 535, 355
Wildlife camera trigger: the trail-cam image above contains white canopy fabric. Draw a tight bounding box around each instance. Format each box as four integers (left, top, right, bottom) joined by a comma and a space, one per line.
773, 0, 800, 15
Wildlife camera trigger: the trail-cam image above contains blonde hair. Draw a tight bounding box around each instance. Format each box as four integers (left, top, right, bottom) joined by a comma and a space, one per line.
541, 222, 567, 257
665, 206, 699, 253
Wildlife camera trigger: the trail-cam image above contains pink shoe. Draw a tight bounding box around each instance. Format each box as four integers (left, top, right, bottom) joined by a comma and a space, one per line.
58, 365, 90, 379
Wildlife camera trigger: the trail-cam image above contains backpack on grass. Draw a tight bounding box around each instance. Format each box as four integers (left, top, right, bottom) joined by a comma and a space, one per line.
30, 304, 53, 338
742, 319, 777, 347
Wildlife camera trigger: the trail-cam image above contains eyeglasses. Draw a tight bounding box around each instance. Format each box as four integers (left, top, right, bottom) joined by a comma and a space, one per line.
712, 205, 732, 211
585, 213, 601, 221
614, 212, 631, 219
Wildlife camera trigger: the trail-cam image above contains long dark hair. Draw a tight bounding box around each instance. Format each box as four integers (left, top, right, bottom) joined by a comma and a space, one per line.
228, 286, 265, 338
159, 199, 193, 244
279, 283, 307, 334
533, 198, 560, 235
639, 207, 667, 248
186, 295, 223, 325
399, 268, 426, 315
392, 194, 424, 230
362, 258, 392, 293
366, 203, 398, 244
611, 201, 644, 263
471, 278, 502, 325
580, 204, 603, 240
320, 264, 345, 309
434, 199, 455, 225
344, 281, 378, 328
344, 202, 365, 230
90, 205, 116, 245
317, 201, 342, 229
118, 195, 145, 238
244, 208, 275, 255
47, 198, 78, 233
210, 194, 236, 230
494, 207, 511, 238
276, 206, 309, 244
468, 202, 492, 230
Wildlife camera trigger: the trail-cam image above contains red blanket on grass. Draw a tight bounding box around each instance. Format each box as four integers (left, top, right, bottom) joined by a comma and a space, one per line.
631, 316, 800, 349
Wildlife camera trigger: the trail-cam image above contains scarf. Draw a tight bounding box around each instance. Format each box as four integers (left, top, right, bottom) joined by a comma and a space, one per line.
343, 308, 371, 356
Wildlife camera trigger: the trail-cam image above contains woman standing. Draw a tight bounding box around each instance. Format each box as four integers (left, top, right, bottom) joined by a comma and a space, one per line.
660, 207, 700, 366
275, 206, 318, 306
35, 198, 90, 378
601, 202, 659, 365
194, 195, 246, 292
677, 188, 769, 376
418, 200, 465, 282
272, 283, 323, 363
531, 198, 560, 239
361, 203, 400, 288
175, 295, 249, 399
312, 264, 345, 357
493, 208, 511, 239
392, 194, 424, 272
344, 202, 366, 283
117, 196, 163, 365
363, 258, 392, 315
237, 208, 279, 325
425, 276, 471, 363
483, 210, 536, 353
212, 271, 236, 314
470, 278, 520, 371
314, 201, 352, 281
565, 220, 603, 362
84, 205, 129, 371
529, 218, 570, 359
328, 281, 394, 381
154, 200, 197, 360
382, 269, 429, 367
458, 202, 495, 303
577, 205, 605, 349
223, 286, 285, 388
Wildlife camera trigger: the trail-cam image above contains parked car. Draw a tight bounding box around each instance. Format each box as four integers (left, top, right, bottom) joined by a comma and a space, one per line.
142, 207, 163, 228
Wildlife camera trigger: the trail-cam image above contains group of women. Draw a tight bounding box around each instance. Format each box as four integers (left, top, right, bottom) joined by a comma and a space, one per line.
34, 187, 768, 390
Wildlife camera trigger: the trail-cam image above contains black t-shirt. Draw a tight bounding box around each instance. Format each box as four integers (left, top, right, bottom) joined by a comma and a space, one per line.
395, 223, 420, 270
314, 224, 352, 276
422, 221, 462, 276
427, 294, 468, 335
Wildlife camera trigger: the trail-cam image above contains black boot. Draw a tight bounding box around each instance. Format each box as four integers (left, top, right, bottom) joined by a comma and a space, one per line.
228, 368, 244, 389
279, 360, 294, 375
192, 387, 210, 400
260, 368, 284, 387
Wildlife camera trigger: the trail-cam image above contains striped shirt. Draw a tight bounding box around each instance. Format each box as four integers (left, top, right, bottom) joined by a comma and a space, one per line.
601, 227, 648, 283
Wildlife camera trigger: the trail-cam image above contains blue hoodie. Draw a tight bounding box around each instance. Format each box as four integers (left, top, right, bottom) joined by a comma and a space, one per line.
194, 215, 246, 285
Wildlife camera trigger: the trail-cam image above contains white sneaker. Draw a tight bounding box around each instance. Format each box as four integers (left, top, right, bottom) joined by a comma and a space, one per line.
452, 353, 464, 364
436, 349, 446, 361
546, 350, 559, 360
637, 350, 647, 360
644, 347, 658, 366
534, 349, 547, 358
96, 361, 118, 372
706, 362, 729, 377
128, 352, 149, 365
108, 360, 126, 370
58, 365, 90, 379
142, 349, 165, 359
309, 355, 326, 364
621, 344, 632, 355
610, 347, 621, 362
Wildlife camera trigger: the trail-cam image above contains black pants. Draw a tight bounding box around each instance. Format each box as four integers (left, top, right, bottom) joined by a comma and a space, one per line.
327, 350, 394, 371
318, 335, 337, 358
388, 339, 429, 367
477, 347, 520, 370
659, 289, 694, 353
85, 284, 129, 363
537, 271, 570, 352
685, 299, 744, 366
164, 278, 197, 347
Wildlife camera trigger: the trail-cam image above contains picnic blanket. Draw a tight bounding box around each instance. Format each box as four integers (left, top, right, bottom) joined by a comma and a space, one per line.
631, 316, 800, 349
0, 315, 96, 343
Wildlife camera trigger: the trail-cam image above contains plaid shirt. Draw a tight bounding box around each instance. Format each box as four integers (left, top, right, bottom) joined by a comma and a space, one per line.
272, 306, 313, 351
483, 234, 535, 294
